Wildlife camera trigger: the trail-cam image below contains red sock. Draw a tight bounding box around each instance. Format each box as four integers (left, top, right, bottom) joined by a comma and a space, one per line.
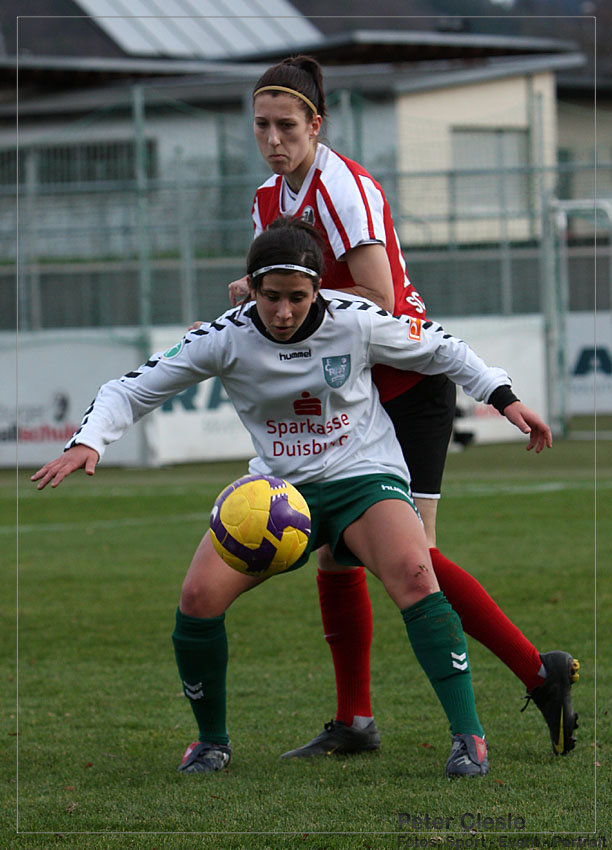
430, 548, 544, 692
317, 567, 373, 725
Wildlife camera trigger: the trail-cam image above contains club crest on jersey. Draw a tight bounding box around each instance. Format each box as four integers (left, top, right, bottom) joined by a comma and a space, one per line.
322, 355, 351, 388
300, 206, 315, 225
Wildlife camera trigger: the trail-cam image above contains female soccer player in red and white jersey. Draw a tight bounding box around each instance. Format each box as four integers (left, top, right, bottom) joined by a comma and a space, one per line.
227, 56, 579, 759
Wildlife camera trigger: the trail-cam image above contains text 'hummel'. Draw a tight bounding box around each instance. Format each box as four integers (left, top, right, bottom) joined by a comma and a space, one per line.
279, 350, 312, 360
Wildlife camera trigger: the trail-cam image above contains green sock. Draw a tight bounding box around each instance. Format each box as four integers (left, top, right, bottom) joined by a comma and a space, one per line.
402, 591, 484, 737
172, 608, 229, 746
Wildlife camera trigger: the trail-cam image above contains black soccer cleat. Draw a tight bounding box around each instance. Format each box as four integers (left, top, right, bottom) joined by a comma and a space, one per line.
177, 740, 232, 773
280, 719, 381, 759
445, 733, 489, 778
522, 650, 580, 755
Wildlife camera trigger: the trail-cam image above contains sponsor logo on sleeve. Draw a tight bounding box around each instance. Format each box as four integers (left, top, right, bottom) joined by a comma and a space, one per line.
408, 317, 422, 341
163, 340, 184, 359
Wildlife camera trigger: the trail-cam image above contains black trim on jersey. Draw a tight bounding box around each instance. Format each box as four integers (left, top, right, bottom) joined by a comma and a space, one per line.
333, 298, 390, 316
64, 400, 95, 451
189, 308, 245, 337
248, 297, 327, 344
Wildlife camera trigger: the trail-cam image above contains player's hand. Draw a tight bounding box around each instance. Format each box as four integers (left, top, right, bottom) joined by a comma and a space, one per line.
190, 270, 251, 327
503, 401, 552, 453
31, 444, 99, 490
228, 275, 250, 306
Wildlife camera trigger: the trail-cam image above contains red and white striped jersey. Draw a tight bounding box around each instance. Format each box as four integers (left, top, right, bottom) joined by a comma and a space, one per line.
251, 144, 426, 401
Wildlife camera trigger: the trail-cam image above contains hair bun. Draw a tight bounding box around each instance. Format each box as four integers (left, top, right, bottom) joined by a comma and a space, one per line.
285, 55, 319, 77
256, 54, 326, 118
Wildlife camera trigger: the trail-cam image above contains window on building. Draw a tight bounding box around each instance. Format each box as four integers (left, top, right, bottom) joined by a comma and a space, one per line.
0, 140, 158, 186
451, 127, 530, 216
557, 148, 574, 200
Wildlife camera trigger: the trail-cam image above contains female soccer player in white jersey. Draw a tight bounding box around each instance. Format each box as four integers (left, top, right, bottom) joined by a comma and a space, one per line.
33, 218, 553, 777
220, 56, 579, 759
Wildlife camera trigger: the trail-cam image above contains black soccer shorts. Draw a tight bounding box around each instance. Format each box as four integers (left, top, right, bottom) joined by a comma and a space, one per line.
382, 373, 456, 500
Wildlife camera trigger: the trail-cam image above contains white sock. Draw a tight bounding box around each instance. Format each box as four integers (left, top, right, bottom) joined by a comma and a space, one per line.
351, 715, 374, 730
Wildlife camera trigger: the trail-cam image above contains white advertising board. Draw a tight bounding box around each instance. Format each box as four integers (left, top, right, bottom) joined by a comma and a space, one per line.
2, 329, 146, 468
566, 311, 612, 415
6, 311, 600, 469
437, 314, 548, 444
145, 328, 254, 465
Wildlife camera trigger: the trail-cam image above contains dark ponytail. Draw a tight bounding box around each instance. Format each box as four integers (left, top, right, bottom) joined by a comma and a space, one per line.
253, 55, 326, 119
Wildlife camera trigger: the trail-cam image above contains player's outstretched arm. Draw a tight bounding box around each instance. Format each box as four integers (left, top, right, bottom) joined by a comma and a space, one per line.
31, 445, 99, 490
502, 401, 552, 453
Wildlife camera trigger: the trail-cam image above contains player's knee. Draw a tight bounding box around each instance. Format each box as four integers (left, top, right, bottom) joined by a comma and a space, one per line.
379, 553, 439, 607
179, 576, 222, 618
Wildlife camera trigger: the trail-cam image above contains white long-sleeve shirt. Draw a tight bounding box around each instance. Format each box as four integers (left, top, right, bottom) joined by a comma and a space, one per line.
66, 294, 511, 487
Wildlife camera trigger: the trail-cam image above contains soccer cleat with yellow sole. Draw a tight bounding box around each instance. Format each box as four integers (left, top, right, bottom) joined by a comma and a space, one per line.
523, 651, 580, 755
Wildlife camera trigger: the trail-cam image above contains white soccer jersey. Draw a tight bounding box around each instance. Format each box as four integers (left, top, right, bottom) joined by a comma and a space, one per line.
66, 296, 511, 487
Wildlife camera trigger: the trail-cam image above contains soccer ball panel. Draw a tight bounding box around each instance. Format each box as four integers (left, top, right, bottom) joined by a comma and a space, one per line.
210, 475, 311, 578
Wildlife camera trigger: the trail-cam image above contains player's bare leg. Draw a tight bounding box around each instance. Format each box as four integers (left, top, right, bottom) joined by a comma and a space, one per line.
344, 499, 488, 776
284, 501, 488, 776
180, 531, 266, 618
173, 532, 267, 774
413, 496, 438, 547
342, 499, 437, 606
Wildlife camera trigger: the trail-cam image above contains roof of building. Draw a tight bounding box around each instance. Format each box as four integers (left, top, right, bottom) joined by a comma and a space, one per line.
74, 0, 323, 60
238, 28, 581, 65
2, 51, 586, 121
0, 0, 599, 114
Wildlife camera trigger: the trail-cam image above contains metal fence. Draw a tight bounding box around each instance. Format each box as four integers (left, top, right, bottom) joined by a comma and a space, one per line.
3, 88, 609, 333
4, 164, 608, 333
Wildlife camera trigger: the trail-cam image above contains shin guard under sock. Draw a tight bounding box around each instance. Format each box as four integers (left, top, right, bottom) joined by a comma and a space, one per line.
402, 591, 484, 737
317, 568, 373, 725
172, 608, 229, 745
430, 548, 543, 691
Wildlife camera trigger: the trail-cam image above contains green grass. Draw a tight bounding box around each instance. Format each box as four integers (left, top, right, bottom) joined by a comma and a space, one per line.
2, 439, 611, 849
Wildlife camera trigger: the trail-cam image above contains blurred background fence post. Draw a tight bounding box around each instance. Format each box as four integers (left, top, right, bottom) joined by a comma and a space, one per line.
132, 84, 151, 340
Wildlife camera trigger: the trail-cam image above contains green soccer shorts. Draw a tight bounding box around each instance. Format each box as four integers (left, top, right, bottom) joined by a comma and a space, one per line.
286, 473, 420, 572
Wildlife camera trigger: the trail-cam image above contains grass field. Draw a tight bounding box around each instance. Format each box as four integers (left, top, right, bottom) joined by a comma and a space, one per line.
2, 438, 611, 850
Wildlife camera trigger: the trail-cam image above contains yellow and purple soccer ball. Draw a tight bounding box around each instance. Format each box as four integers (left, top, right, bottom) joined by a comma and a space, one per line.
209, 474, 311, 577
